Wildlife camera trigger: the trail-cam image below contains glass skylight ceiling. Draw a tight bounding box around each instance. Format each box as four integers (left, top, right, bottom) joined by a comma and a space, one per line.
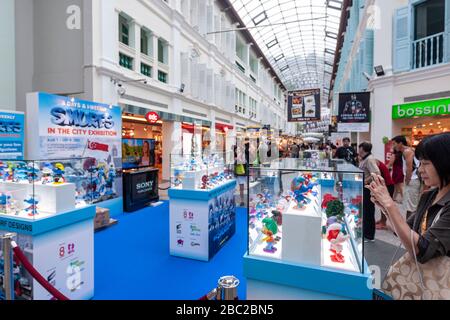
230, 0, 344, 106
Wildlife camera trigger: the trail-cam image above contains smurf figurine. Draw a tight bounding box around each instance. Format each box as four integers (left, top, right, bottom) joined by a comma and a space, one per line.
104, 164, 116, 196
13, 162, 28, 183
26, 163, 40, 183
261, 217, 278, 253
52, 163, 65, 184
326, 223, 350, 263
291, 176, 312, 209
0, 192, 12, 214
41, 163, 54, 185
23, 195, 39, 217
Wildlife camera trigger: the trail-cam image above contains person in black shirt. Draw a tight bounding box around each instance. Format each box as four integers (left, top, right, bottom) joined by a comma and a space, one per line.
334, 137, 357, 165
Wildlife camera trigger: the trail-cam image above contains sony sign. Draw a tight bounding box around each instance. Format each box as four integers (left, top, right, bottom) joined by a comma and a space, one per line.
136, 181, 153, 194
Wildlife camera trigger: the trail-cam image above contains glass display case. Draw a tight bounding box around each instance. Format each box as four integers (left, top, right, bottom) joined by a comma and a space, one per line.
0, 158, 101, 220
170, 152, 234, 190
247, 158, 364, 274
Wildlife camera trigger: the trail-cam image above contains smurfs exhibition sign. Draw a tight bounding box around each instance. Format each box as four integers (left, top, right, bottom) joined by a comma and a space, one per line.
0, 110, 25, 160
26, 92, 123, 202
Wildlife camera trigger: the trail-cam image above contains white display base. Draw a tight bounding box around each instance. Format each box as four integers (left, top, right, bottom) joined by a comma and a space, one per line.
281, 200, 322, 266
182, 170, 206, 190
321, 235, 359, 273
34, 183, 76, 214
0, 181, 76, 214
247, 279, 348, 300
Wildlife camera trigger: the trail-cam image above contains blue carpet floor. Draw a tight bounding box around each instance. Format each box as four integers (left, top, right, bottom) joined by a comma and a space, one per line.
94, 202, 248, 300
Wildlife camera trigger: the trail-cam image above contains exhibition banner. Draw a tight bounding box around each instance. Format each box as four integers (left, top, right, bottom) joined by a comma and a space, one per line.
0, 110, 25, 160
27, 92, 123, 203
338, 92, 370, 123
287, 89, 321, 122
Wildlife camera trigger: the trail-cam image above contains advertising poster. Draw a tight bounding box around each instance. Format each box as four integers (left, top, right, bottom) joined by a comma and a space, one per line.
170, 199, 209, 261
338, 92, 371, 123
208, 188, 236, 258
287, 89, 321, 122
27, 92, 123, 204
0, 110, 25, 160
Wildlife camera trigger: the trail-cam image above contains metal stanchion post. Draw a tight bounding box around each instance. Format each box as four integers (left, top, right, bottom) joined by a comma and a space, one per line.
2, 233, 16, 301
217, 276, 240, 300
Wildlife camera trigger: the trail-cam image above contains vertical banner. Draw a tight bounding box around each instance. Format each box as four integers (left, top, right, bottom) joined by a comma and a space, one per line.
27, 92, 122, 204
0, 110, 25, 160
338, 92, 371, 132
287, 89, 321, 122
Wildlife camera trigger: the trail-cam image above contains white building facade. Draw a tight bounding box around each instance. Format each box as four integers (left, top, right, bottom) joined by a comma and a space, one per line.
332, 0, 450, 160
6, 0, 294, 179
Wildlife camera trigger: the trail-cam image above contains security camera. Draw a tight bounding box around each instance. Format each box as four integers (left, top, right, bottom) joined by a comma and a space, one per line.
117, 86, 126, 96
362, 72, 371, 81
143, 80, 148, 85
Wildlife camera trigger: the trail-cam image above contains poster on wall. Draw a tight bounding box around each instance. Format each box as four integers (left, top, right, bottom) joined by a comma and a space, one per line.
0, 110, 25, 160
208, 188, 236, 258
26, 92, 122, 204
338, 92, 370, 127
287, 89, 321, 122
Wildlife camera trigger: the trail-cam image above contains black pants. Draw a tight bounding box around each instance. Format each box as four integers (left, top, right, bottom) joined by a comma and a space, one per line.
363, 187, 376, 240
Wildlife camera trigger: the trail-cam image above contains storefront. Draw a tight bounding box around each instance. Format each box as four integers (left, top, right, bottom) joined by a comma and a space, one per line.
392, 96, 450, 146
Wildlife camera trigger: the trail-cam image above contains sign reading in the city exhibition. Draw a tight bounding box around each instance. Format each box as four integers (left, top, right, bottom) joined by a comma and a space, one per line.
287, 89, 321, 122
338, 92, 371, 132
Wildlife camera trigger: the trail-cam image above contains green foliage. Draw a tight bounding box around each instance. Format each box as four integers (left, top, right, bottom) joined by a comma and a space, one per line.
326, 200, 345, 219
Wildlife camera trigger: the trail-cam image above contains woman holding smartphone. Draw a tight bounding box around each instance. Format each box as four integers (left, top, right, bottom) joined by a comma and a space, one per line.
367, 133, 450, 300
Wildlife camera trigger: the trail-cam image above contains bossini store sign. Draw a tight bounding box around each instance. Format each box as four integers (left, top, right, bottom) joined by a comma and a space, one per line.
392, 97, 450, 119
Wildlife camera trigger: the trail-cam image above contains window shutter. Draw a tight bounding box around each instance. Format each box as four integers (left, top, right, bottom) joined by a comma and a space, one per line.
393, 6, 411, 72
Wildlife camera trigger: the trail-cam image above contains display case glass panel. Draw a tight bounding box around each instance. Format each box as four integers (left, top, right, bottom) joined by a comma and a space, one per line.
170, 152, 234, 190
0, 158, 99, 220
248, 159, 364, 273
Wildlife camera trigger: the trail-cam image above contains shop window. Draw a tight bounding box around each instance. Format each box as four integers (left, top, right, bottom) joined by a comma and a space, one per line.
119, 53, 134, 70
158, 70, 168, 83
141, 63, 152, 77
119, 14, 130, 46
158, 38, 169, 64
141, 28, 152, 56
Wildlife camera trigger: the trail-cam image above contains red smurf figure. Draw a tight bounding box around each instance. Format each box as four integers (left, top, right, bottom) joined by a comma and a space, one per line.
326, 223, 349, 263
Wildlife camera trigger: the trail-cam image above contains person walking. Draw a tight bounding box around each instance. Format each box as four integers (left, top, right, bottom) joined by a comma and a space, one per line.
375, 158, 395, 230
290, 142, 299, 158
234, 138, 249, 207
388, 150, 405, 202
368, 133, 450, 300
392, 136, 421, 218
358, 142, 381, 242
335, 137, 357, 166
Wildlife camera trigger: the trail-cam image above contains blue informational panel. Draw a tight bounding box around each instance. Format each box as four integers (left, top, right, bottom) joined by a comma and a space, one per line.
0, 110, 25, 160
26, 92, 123, 214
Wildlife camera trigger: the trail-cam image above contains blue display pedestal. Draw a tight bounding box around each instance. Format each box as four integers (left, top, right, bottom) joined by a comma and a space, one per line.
243, 254, 373, 300
168, 180, 237, 261
0, 206, 96, 300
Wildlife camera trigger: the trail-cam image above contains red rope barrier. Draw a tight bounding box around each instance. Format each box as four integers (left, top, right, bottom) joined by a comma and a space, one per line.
11, 241, 70, 301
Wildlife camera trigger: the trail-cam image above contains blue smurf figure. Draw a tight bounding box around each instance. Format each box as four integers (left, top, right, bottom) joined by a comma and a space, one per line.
291, 176, 312, 209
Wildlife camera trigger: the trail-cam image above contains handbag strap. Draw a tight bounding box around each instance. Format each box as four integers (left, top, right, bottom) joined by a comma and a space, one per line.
410, 207, 445, 298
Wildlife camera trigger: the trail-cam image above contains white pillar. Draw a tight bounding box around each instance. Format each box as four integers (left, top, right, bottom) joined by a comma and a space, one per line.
134, 22, 141, 74
153, 34, 159, 79
370, 82, 394, 160
162, 121, 182, 181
